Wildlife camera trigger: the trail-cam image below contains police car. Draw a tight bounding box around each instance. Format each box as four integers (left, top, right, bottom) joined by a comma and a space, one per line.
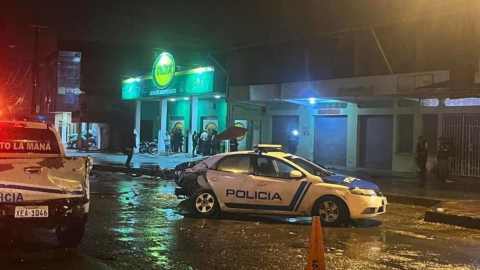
175, 145, 387, 226
0, 120, 92, 247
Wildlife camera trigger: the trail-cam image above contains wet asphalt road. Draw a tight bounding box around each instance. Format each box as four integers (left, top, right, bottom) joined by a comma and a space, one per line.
1, 172, 479, 270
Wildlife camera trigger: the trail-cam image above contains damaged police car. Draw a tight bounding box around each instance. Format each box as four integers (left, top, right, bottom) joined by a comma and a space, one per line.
175, 145, 387, 226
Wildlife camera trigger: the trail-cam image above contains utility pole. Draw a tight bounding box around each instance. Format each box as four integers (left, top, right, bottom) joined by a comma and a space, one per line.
28, 25, 48, 116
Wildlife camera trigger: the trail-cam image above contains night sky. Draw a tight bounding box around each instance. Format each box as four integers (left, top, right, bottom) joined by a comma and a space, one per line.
2, 0, 474, 51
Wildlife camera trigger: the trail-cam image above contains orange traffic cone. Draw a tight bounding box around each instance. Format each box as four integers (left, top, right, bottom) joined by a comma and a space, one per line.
305, 216, 326, 270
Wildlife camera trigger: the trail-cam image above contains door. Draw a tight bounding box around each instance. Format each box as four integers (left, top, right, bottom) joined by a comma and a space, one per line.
252, 121, 261, 147
314, 116, 347, 166
443, 114, 480, 177
359, 115, 393, 169
206, 154, 256, 209
140, 120, 154, 142
253, 156, 309, 213
272, 116, 299, 152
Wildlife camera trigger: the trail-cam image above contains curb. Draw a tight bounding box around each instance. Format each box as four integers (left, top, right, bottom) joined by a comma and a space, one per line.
425, 208, 480, 230
383, 193, 442, 207
92, 164, 174, 179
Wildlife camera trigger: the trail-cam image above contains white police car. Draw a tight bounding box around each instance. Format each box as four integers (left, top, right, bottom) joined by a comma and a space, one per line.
175, 145, 387, 226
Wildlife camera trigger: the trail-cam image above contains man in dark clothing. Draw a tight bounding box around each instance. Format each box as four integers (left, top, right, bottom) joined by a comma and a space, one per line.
288, 134, 299, 155
415, 136, 428, 186
230, 138, 239, 152
437, 136, 451, 182
192, 131, 198, 157
125, 133, 137, 168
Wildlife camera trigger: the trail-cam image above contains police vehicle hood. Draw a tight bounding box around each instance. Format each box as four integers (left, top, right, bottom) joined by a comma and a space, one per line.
321, 174, 378, 190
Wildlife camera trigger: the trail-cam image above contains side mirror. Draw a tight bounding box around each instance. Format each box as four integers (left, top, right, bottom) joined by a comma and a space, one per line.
289, 170, 303, 179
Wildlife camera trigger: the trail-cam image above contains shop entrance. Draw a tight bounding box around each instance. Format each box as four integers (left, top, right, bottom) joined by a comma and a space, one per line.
272, 115, 299, 152
358, 115, 393, 169
314, 116, 347, 166
140, 120, 154, 142
442, 114, 480, 177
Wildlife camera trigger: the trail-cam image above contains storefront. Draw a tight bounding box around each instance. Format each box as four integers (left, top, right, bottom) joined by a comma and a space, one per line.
122, 52, 227, 154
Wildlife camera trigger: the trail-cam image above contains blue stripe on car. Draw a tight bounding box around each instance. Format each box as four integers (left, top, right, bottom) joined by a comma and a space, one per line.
0, 184, 84, 195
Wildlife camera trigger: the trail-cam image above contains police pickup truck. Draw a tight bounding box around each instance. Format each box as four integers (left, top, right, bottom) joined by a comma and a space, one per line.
176, 145, 387, 226
0, 121, 92, 247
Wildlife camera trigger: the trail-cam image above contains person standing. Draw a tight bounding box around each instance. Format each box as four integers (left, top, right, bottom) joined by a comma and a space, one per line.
446, 137, 456, 183
211, 130, 219, 155
288, 134, 299, 155
192, 131, 198, 157
184, 130, 189, 153
437, 136, 450, 182
415, 136, 428, 186
230, 137, 239, 152
163, 132, 171, 156
125, 133, 137, 168
200, 130, 209, 155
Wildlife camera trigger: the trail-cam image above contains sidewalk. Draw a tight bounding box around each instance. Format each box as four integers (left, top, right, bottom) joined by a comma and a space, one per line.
66, 149, 200, 170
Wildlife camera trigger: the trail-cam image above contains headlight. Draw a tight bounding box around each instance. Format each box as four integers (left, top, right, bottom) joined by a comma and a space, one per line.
348, 188, 376, 196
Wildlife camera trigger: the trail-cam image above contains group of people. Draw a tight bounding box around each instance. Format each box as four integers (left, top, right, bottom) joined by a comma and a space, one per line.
191, 129, 236, 157
165, 128, 185, 153
415, 135, 456, 186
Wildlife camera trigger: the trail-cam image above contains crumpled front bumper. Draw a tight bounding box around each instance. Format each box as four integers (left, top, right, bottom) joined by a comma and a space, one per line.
0, 197, 88, 229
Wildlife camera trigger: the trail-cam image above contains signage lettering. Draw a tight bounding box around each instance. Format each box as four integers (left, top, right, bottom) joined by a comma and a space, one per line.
152, 52, 176, 90
226, 189, 283, 201
0, 142, 52, 152
0, 193, 24, 202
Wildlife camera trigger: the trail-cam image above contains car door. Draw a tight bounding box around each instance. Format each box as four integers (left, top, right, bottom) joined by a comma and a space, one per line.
253, 156, 310, 213
206, 154, 256, 210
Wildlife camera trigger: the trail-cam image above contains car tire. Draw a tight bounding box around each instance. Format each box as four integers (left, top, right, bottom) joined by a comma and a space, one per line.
192, 190, 219, 218
56, 217, 87, 248
312, 196, 350, 227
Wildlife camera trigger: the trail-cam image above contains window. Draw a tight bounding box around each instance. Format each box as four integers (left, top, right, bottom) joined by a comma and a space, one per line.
0, 125, 61, 154
255, 156, 298, 179
216, 155, 251, 174
397, 114, 414, 153
273, 159, 297, 178
256, 157, 276, 177
445, 98, 480, 107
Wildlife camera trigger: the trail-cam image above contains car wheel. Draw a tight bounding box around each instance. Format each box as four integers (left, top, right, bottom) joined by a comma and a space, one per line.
56, 218, 86, 248
193, 190, 219, 217
312, 196, 349, 227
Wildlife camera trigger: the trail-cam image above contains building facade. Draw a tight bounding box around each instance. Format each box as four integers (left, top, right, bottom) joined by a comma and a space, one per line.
122, 52, 228, 153
229, 69, 480, 177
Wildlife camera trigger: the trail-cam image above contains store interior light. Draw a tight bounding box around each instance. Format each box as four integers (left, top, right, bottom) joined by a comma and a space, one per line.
125, 78, 136, 83
170, 98, 176, 102
215, 95, 221, 99
135, 77, 141, 82
309, 98, 316, 105
184, 97, 190, 100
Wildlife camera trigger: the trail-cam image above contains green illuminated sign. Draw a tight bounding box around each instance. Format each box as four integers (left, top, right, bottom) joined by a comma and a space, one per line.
152, 52, 175, 89
122, 65, 216, 100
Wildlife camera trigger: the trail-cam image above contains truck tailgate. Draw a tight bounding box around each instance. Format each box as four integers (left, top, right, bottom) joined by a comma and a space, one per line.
0, 157, 88, 203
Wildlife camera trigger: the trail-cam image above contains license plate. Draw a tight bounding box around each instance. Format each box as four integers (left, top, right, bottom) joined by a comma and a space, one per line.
14, 206, 49, 218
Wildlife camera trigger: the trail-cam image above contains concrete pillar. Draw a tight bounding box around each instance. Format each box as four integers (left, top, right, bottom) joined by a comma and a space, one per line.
346, 103, 359, 171
189, 96, 199, 155
76, 122, 83, 150
159, 99, 168, 151
134, 100, 141, 153
61, 113, 68, 144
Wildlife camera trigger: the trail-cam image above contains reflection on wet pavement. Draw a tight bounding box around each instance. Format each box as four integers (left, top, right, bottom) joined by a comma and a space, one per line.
1, 171, 479, 270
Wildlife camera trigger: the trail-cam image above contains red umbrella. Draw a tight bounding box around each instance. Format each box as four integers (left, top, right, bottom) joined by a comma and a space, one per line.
217, 126, 248, 141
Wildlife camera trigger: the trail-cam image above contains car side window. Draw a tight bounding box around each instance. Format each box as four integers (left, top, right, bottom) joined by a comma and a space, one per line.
272, 159, 298, 179
216, 155, 251, 174
255, 157, 276, 177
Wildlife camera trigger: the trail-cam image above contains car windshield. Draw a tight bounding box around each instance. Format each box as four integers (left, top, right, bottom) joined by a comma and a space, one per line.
285, 156, 335, 177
